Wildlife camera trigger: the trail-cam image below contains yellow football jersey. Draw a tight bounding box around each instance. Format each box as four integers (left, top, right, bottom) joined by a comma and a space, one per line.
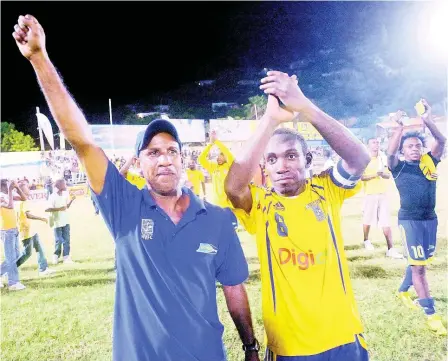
234, 171, 364, 356
362, 156, 390, 195
198, 140, 234, 208
126, 171, 146, 190
186, 169, 205, 197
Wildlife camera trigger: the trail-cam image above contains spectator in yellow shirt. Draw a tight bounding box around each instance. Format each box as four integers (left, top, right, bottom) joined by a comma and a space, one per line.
361, 138, 403, 258
198, 131, 234, 208
186, 159, 206, 199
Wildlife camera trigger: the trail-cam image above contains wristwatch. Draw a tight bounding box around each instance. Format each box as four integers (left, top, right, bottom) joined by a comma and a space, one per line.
242, 338, 260, 353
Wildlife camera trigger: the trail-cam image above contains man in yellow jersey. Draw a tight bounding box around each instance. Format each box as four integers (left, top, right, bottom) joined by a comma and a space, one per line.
0, 179, 27, 290
361, 138, 403, 258
225, 70, 371, 360
186, 159, 206, 199
119, 155, 146, 190
198, 130, 234, 208
15, 181, 56, 276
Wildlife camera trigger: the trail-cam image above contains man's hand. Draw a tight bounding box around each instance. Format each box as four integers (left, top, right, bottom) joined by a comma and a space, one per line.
9, 181, 18, 190
390, 110, 405, 127
210, 130, 217, 143
12, 15, 47, 61
260, 71, 313, 113
264, 95, 296, 125
419, 99, 432, 122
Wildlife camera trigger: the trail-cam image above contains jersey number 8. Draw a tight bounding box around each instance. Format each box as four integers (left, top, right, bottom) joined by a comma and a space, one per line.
275, 213, 288, 237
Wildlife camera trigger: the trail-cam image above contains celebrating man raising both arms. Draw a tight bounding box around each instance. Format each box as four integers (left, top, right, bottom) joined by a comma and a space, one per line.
13, 15, 259, 361
226, 71, 371, 360
388, 103, 446, 336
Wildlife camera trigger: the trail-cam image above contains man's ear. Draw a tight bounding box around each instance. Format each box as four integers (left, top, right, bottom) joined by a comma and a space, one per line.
305, 152, 313, 168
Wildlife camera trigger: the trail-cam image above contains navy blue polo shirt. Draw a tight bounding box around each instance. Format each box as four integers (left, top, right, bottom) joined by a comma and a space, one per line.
92, 161, 249, 361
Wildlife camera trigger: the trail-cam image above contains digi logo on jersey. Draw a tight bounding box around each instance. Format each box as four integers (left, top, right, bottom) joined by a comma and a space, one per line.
278, 248, 326, 270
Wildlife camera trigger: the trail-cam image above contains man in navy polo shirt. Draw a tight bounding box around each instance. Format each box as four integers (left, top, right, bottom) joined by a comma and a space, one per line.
13, 15, 260, 361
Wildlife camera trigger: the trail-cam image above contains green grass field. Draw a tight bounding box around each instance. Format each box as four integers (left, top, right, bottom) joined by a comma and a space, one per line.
1, 163, 447, 361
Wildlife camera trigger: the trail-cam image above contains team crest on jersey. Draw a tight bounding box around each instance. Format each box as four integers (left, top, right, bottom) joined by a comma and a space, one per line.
274, 202, 285, 211
305, 200, 326, 222
141, 219, 154, 240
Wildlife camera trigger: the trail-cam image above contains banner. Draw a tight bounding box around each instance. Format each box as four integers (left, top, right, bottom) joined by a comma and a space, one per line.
91, 120, 205, 150
36, 111, 55, 150
209, 119, 254, 142
210, 119, 323, 142
27, 184, 88, 202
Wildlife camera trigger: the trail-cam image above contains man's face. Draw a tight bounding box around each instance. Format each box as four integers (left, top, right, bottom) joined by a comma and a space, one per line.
188, 160, 196, 170
139, 133, 182, 196
19, 182, 30, 197
56, 180, 67, 191
402, 137, 423, 161
264, 135, 308, 196
368, 138, 379, 153
217, 153, 226, 165
0, 179, 8, 192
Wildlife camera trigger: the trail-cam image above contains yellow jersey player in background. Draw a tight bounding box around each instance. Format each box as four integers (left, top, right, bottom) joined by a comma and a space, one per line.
225, 71, 371, 361
186, 158, 206, 199
119, 155, 146, 190
198, 130, 234, 208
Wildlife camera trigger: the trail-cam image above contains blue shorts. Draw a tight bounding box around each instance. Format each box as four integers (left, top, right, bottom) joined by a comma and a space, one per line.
264, 334, 369, 361
398, 219, 438, 265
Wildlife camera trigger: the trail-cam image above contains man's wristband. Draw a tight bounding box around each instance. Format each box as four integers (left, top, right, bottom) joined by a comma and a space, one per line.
242, 338, 260, 353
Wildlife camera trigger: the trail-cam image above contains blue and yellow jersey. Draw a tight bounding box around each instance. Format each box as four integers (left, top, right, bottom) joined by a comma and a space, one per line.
233, 168, 364, 356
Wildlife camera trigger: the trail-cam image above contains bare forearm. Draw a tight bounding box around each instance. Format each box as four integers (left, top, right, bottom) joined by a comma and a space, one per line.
26, 213, 46, 222
119, 157, 134, 177
45, 207, 65, 212
15, 187, 28, 201
226, 115, 277, 196
223, 285, 256, 345
30, 54, 108, 193
387, 127, 403, 169
30, 53, 94, 149
425, 118, 446, 144
361, 175, 377, 181
201, 182, 206, 196
303, 105, 369, 175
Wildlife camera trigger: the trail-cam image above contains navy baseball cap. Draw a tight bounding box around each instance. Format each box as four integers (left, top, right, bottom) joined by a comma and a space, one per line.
135, 119, 182, 156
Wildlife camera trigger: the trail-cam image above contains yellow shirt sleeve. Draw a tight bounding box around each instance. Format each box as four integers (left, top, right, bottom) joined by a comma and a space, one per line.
314, 170, 362, 207
198, 143, 217, 174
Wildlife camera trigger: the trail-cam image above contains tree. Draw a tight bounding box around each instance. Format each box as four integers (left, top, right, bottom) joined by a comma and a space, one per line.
1, 122, 39, 152
227, 95, 268, 120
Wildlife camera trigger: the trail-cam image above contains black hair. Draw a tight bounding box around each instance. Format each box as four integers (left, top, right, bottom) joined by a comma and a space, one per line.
323, 149, 332, 158
366, 137, 377, 144
272, 128, 308, 155
399, 131, 426, 152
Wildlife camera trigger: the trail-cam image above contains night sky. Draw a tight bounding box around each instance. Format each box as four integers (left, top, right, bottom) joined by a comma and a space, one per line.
2, 1, 446, 137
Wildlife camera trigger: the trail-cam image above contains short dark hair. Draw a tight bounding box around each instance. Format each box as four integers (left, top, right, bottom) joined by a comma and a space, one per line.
323, 149, 332, 158
366, 137, 377, 144
399, 131, 426, 152
272, 128, 308, 154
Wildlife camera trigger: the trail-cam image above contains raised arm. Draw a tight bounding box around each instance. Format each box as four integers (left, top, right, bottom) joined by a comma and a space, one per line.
259, 71, 370, 176
119, 156, 136, 178
225, 96, 296, 213
420, 99, 446, 160
214, 140, 235, 165
386, 111, 405, 170
13, 15, 108, 194
198, 143, 215, 173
